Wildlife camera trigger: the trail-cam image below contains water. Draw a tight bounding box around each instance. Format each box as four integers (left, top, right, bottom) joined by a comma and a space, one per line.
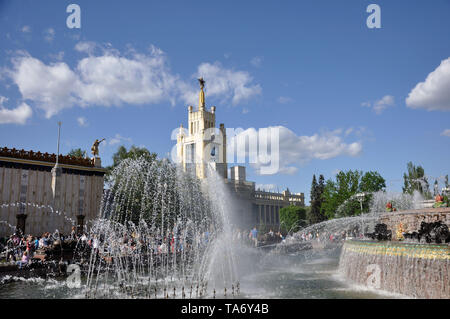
0, 246, 406, 299
79, 157, 240, 298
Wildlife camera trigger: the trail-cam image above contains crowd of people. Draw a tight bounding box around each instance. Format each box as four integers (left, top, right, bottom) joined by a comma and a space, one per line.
231, 227, 285, 247
229, 225, 365, 248
0, 226, 90, 268
0, 223, 366, 270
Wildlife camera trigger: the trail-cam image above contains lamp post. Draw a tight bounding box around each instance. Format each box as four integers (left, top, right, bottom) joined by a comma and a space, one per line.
356, 192, 366, 238
56, 121, 62, 166
356, 193, 366, 213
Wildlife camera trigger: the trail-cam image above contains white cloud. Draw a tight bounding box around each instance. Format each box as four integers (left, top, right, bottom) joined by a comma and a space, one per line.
7, 45, 262, 117
190, 62, 262, 106
278, 96, 293, 104
49, 51, 65, 61
406, 58, 450, 111
441, 129, 450, 137
9, 53, 79, 118
242, 108, 249, 114
250, 56, 263, 68
77, 117, 87, 127
21, 25, 31, 33
109, 134, 132, 146
0, 97, 32, 124
74, 41, 97, 55
344, 128, 353, 136
362, 95, 395, 114
76, 51, 179, 107
373, 95, 395, 114
44, 28, 55, 42
229, 126, 362, 175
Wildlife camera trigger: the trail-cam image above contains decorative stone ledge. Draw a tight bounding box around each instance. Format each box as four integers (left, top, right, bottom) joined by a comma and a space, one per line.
0, 147, 94, 167
379, 208, 450, 238
339, 240, 450, 299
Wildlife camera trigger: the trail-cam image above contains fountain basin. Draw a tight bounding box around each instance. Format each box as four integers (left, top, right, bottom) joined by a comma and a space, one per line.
339, 240, 450, 299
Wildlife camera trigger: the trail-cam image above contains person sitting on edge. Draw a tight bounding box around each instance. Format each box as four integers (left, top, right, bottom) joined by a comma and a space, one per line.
6, 235, 16, 262
16, 250, 29, 269
34, 237, 39, 250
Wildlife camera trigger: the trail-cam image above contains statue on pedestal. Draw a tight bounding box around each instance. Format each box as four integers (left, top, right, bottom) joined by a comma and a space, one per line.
396, 222, 406, 241
91, 138, 105, 157
198, 77, 205, 108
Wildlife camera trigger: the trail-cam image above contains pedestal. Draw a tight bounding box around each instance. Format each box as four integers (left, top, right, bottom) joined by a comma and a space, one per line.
93, 157, 102, 168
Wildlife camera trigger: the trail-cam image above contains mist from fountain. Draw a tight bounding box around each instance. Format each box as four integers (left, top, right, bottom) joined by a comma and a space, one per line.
81, 157, 240, 299
0, 202, 79, 236
281, 190, 427, 249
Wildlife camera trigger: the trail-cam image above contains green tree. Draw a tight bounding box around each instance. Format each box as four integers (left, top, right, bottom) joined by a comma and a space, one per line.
360, 171, 386, 193
106, 145, 158, 181
320, 170, 386, 220
359, 171, 386, 213
308, 174, 326, 224
279, 205, 307, 234
321, 179, 338, 220
333, 170, 362, 217
402, 162, 431, 199
308, 175, 318, 224
67, 148, 87, 158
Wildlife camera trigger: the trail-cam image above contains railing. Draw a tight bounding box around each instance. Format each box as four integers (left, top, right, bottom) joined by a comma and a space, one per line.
0, 147, 94, 167
253, 192, 304, 203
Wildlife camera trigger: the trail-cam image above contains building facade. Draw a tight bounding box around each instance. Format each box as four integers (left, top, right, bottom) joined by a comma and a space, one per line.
176, 80, 304, 230
176, 78, 227, 180
0, 147, 106, 237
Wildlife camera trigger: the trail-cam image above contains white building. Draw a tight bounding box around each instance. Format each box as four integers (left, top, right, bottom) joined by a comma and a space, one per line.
176, 80, 304, 229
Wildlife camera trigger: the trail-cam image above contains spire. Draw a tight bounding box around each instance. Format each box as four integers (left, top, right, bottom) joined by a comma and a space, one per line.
198, 77, 205, 110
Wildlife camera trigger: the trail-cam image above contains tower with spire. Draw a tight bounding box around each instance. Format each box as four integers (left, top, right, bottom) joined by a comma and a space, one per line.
177, 78, 227, 179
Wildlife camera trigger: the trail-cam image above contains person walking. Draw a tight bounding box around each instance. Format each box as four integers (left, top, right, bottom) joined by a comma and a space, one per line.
250, 227, 258, 247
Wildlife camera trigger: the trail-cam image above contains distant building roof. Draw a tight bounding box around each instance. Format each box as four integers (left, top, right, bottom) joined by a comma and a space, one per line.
0, 146, 94, 168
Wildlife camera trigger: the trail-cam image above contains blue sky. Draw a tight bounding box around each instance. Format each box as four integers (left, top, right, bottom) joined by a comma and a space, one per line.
0, 0, 449, 202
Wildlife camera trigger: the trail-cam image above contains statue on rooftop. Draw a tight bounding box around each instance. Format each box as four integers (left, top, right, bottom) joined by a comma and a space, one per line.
198, 77, 205, 90
91, 138, 105, 157
198, 77, 205, 108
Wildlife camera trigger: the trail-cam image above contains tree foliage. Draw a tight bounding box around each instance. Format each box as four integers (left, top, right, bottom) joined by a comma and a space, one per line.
319, 170, 386, 220
106, 145, 158, 182
279, 205, 307, 234
308, 174, 326, 224
67, 148, 87, 158
402, 162, 431, 199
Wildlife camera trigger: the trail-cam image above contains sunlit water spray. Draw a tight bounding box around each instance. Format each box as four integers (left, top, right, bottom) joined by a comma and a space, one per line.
81, 158, 240, 299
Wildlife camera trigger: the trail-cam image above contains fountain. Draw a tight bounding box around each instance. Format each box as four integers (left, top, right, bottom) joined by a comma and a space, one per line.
269, 188, 450, 299
1, 162, 449, 299
77, 157, 240, 299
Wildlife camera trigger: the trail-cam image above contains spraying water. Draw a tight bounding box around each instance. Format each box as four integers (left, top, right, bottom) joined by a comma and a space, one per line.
81, 157, 239, 298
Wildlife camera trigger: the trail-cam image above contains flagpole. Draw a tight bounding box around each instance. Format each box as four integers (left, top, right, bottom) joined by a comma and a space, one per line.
56, 121, 61, 166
